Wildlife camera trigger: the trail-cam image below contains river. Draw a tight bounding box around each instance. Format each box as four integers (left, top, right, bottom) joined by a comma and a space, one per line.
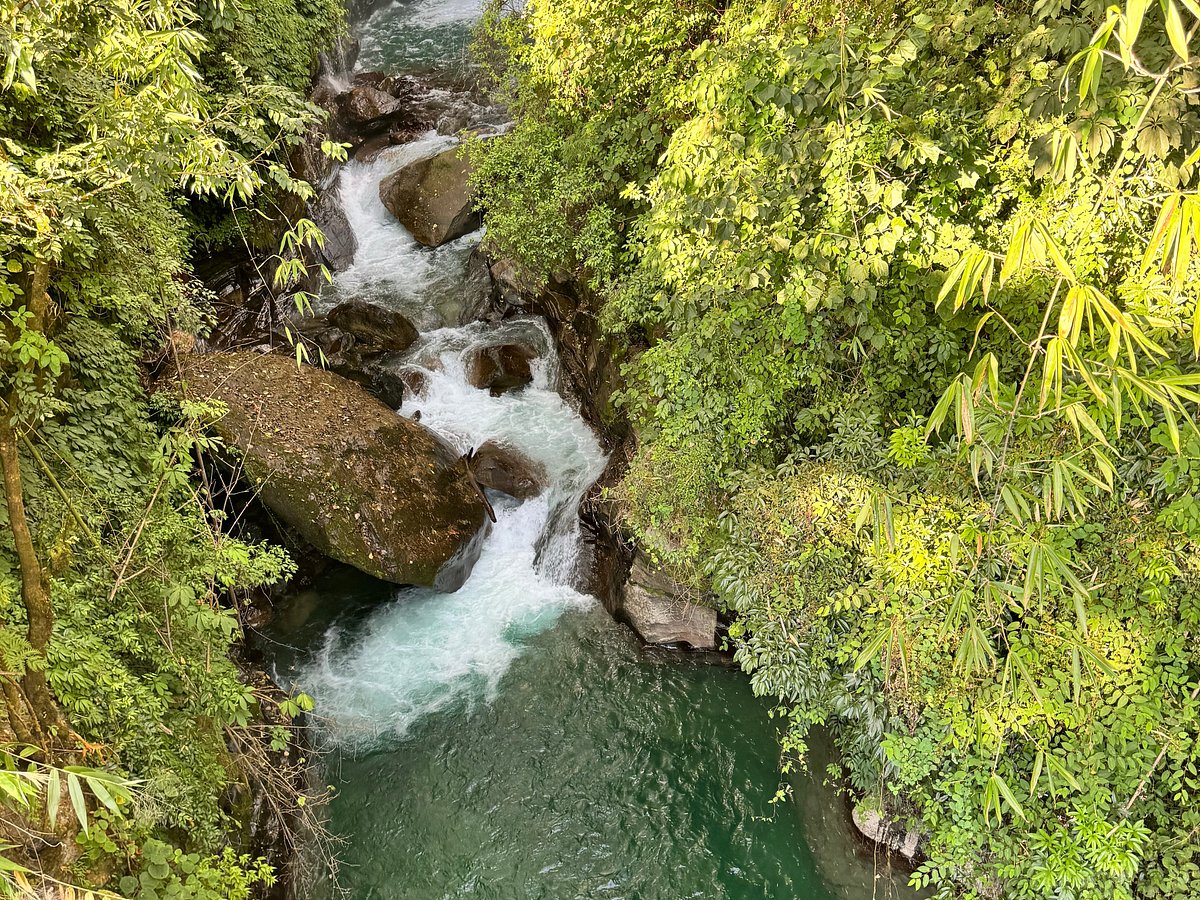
260, 1, 921, 898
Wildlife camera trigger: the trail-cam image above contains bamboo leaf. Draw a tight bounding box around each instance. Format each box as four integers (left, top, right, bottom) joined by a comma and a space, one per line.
854, 625, 891, 672
1000, 221, 1032, 285
991, 772, 1027, 822
1036, 223, 1076, 281
1030, 749, 1044, 798
67, 773, 88, 837
1165, 0, 1190, 59
46, 768, 59, 830
1124, 0, 1153, 48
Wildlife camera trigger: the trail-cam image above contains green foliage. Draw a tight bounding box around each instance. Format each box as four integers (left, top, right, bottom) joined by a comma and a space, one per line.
477, 0, 1200, 896
199, 0, 343, 95
468, 0, 723, 288
0, 0, 335, 892
118, 839, 273, 900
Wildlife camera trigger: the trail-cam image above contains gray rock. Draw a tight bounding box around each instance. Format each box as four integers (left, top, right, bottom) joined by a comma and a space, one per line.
340, 85, 405, 131
379, 146, 482, 248
619, 554, 717, 649
465, 343, 536, 396
327, 301, 419, 353
490, 257, 537, 310
311, 176, 357, 273
851, 799, 923, 862
359, 361, 407, 410
458, 246, 496, 324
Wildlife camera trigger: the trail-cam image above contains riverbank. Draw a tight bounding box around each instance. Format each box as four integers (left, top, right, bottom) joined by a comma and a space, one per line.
237, 1, 924, 898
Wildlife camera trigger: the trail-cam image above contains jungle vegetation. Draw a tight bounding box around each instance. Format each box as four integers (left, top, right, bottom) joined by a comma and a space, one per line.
470, 0, 1200, 897
0, 0, 338, 896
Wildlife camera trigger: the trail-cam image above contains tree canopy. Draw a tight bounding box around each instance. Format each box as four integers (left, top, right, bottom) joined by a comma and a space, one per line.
0, 0, 337, 894
471, 0, 1200, 896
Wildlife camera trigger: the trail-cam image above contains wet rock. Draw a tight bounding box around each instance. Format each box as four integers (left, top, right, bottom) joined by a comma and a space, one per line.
193, 249, 284, 349
618, 553, 716, 649
465, 343, 536, 396
179, 351, 489, 590
311, 73, 345, 112
322, 74, 428, 153
327, 301, 419, 353
340, 84, 406, 131
457, 247, 496, 325
289, 122, 335, 189
490, 258, 538, 311
359, 362, 407, 409
400, 369, 429, 397
469, 440, 547, 500
379, 146, 482, 248
310, 177, 357, 273
353, 127, 423, 163
309, 326, 355, 362
436, 109, 471, 136
851, 799, 923, 862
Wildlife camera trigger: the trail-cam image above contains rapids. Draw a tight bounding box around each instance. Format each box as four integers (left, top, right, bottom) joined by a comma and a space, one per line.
261, 1, 924, 897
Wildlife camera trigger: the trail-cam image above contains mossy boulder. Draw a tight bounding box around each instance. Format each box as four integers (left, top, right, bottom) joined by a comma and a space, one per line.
181, 351, 489, 591
379, 146, 481, 248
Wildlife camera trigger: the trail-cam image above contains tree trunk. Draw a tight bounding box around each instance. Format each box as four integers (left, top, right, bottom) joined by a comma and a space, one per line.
0, 259, 66, 744
0, 410, 64, 742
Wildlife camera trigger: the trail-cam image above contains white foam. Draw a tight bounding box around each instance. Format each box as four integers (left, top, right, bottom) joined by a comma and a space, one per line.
299, 496, 593, 748
323, 132, 482, 327
299, 130, 607, 751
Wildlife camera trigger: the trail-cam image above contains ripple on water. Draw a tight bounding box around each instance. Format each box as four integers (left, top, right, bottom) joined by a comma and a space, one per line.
356, 0, 484, 74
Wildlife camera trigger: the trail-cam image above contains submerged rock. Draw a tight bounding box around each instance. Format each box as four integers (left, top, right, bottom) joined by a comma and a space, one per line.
465, 343, 536, 396
618, 554, 717, 649
851, 798, 923, 862
469, 440, 547, 500
180, 351, 489, 590
379, 146, 482, 248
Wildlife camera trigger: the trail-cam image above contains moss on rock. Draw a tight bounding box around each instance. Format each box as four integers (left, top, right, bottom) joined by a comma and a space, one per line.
181, 351, 488, 590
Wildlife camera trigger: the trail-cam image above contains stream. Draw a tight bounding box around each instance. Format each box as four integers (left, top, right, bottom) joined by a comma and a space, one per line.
260, 1, 923, 897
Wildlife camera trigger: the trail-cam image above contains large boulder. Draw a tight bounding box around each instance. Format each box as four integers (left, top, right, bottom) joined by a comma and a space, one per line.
379, 147, 482, 248
469, 441, 547, 500
180, 351, 489, 591
618, 554, 717, 649
465, 343, 536, 396
326, 301, 419, 353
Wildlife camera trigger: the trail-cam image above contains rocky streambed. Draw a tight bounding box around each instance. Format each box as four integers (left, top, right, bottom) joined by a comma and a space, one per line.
180, 0, 927, 897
